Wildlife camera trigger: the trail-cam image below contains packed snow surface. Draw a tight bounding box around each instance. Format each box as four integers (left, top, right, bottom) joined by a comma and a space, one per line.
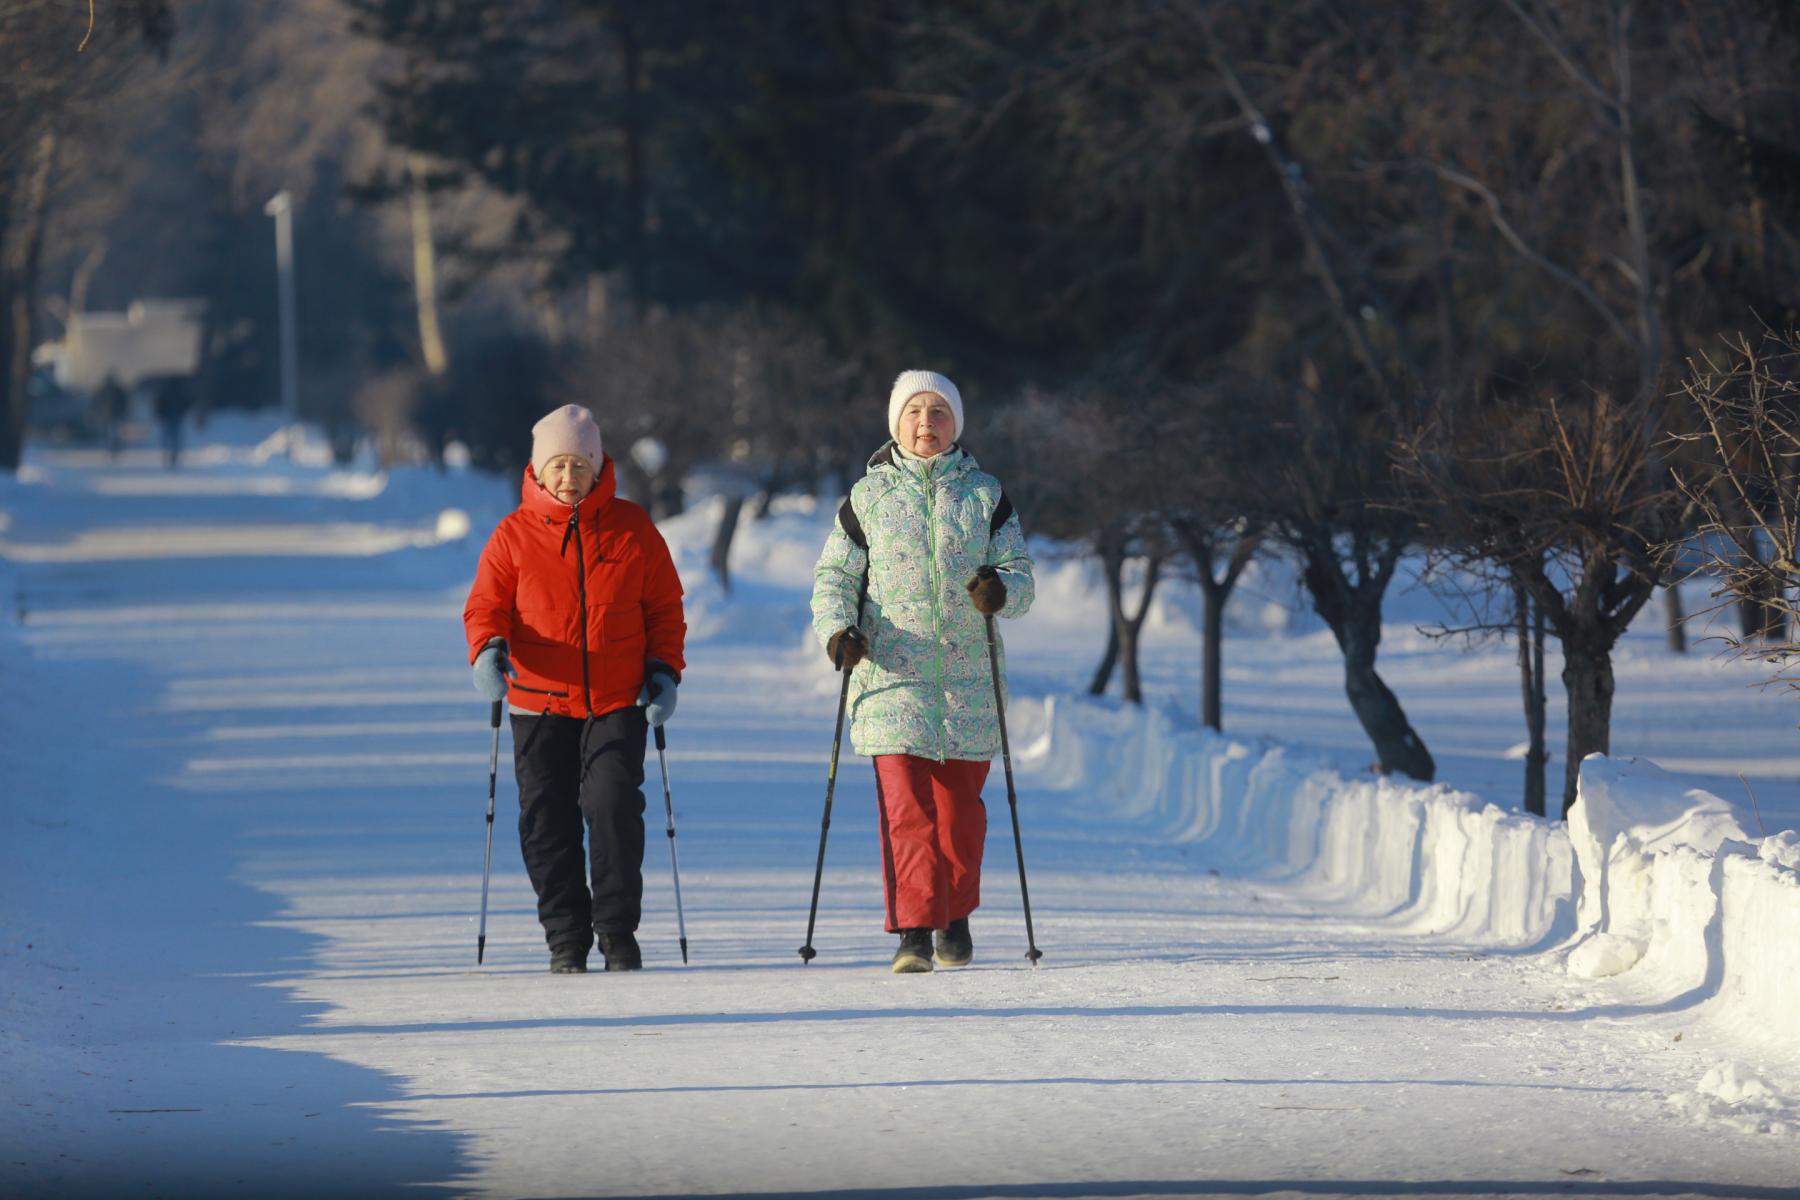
3, 417, 1799, 1199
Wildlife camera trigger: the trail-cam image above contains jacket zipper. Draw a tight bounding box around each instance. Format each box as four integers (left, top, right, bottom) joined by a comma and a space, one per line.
567, 507, 592, 716
921, 459, 948, 762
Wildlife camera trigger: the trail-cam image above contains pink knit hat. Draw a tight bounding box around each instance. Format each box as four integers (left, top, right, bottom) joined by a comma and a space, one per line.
531, 404, 603, 476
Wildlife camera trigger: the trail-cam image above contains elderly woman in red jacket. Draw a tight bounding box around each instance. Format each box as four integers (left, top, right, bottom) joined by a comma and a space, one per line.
463, 404, 687, 974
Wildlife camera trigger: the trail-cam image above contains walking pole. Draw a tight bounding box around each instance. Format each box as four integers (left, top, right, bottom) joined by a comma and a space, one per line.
985, 614, 1043, 964
799, 650, 856, 963
652, 725, 689, 964
477, 700, 501, 965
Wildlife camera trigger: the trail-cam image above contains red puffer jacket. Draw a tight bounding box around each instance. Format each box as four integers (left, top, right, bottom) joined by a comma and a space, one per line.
464, 455, 686, 718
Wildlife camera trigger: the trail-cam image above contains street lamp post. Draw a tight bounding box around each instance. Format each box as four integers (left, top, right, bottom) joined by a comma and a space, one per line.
263, 190, 298, 423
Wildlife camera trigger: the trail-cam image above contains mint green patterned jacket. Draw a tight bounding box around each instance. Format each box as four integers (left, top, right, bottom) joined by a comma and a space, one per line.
811, 444, 1035, 761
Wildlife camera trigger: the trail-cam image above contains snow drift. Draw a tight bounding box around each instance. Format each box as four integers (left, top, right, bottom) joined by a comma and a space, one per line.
1019, 694, 1575, 947
1023, 695, 1800, 1054
1567, 757, 1800, 1051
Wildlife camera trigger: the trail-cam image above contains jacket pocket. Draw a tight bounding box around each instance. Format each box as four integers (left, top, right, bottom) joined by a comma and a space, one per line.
509, 628, 580, 698
594, 604, 646, 660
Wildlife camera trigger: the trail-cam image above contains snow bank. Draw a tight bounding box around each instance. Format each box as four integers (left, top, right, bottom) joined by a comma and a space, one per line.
1020, 694, 1574, 947
1568, 757, 1800, 1051
1027, 696, 1800, 1058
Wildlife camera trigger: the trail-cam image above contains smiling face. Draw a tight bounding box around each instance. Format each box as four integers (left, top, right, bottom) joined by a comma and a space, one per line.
540, 454, 597, 505
897, 393, 956, 458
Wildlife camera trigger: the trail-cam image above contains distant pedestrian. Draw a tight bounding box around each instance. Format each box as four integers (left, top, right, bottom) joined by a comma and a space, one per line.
92, 375, 126, 459
810, 370, 1035, 973
153, 376, 192, 468
463, 404, 687, 974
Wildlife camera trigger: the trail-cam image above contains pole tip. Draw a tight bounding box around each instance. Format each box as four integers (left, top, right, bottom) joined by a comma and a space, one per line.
797, 945, 817, 964
680, 938, 689, 965
1025, 947, 1043, 965
477, 935, 486, 965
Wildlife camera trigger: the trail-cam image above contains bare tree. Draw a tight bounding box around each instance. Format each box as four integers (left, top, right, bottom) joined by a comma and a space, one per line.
1667, 328, 1800, 688
1202, 30, 1437, 780
1147, 380, 1265, 731
1402, 391, 1688, 814
702, 305, 860, 593
1, 0, 174, 471
985, 390, 1162, 706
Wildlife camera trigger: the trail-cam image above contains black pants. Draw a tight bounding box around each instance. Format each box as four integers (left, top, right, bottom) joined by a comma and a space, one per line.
512, 706, 648, 951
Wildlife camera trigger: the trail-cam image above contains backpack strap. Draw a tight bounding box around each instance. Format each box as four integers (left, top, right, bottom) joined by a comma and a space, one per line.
837, 496, 867, 551
990, 490, 1013, 537
836, 496, 871, 626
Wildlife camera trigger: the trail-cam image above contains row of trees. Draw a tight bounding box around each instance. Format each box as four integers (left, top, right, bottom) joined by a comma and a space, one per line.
9, 2, 1800, 820
320, 0, 1800, 817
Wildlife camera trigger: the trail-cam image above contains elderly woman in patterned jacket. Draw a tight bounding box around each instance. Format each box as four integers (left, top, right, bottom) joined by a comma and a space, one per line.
810, 370, 1036, 973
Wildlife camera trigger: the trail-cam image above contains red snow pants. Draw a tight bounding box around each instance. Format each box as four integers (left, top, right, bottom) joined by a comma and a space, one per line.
873, 754, 991, 932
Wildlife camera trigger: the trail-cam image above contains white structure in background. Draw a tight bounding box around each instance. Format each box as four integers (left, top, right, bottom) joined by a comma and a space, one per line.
43, 298, 205, 391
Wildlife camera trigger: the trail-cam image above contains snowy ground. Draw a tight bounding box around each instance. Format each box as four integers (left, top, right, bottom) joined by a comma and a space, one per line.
3, 418, 1799, 1199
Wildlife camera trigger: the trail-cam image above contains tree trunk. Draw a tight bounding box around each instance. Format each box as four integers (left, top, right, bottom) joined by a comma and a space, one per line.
1559, 633, 1616, 818
1663, 585, 1686, 653
1183, 529, 1258, 732
1300, 532, 1434, 781
1087, 620, 1119, 696
615, 11, 648, 319
1088, 541, 1123, 695
1117, 555, 1164, 705
1200, 580, 1225, 730
0, 183, 15, 473
1740, 564, 1787, 643
653, 471, 686, 521
1, 130, 58, 473
1516, 583, 1548, 817
710, 493, 745, 595
1339, 612, 1435, 781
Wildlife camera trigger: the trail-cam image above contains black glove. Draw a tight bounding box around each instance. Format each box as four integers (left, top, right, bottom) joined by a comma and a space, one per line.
967, 566, 1006, 616
827, 626, 868, 670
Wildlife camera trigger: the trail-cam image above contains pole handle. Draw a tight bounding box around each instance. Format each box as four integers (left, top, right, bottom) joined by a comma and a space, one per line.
489, 700, 502, 729
654, 724, 667, 751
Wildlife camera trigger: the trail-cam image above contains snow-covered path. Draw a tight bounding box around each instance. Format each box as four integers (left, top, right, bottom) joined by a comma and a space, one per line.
4, 434, 1798, 1199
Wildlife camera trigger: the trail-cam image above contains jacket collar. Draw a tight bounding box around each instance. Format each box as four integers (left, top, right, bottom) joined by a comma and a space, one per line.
868, 440, 974, 475
520, 454, 618, 519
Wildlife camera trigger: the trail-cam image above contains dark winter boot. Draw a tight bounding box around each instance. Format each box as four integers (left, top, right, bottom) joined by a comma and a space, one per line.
549, 944, 588, 974
891, 928, 934, 974
935, 917, 973, 967
597, 931, 642, 972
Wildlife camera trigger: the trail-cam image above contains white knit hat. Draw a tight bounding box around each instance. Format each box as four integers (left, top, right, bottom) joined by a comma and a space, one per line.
531, 404, 603, 476
888, 370, 964, 443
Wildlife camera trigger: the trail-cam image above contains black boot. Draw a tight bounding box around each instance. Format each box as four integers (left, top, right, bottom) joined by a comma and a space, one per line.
891, 928, 934, 974
935, 917, 973, 967
597, 931, 642, 972
549, 943, 588, 974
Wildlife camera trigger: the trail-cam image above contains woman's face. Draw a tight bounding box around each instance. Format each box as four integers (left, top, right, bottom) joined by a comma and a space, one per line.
897, 393, 955, 458
541, 455, 597, 505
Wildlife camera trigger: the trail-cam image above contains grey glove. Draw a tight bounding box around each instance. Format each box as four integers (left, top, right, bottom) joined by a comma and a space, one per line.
472, 641, 516, 702
643, 667, 678, 728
